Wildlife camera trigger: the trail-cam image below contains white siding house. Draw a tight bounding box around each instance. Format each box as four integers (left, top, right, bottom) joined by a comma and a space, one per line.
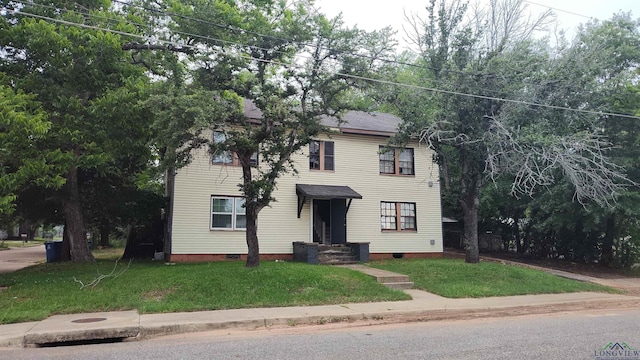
165, 102, 443, 262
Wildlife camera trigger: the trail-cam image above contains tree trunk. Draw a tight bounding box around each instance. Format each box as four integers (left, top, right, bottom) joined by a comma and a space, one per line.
60, 222, 71, 262
62, 167, 94, 262
601, 215, 615, 266
100, 222, 110, 248
122, 224, 136, 259
245, 207, 260, 268
240, 159, 261, 268
515, 216, 523, 254
458, 152, 482, 264
460, 193, 480, 263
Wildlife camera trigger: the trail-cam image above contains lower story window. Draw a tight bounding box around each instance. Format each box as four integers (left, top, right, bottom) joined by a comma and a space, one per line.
380, 202, 416, 231
211, 196, 246, 230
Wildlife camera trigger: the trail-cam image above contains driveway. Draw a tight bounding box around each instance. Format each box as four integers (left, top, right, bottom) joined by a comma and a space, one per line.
0, 245, 45, 274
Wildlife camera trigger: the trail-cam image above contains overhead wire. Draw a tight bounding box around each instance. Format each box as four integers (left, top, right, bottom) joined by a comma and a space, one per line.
9, 0, 301, 60
4, 6, 640, 121
523, 0, 595, 20
9, 0, 515, 99
108, 0, 626, 100
15, 0, 589, 100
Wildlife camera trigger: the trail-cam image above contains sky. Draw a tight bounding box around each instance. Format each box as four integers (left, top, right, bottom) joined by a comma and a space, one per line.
315, 0, 640, 50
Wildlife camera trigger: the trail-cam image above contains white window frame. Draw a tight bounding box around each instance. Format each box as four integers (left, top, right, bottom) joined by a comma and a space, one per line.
210, 196, 246, 231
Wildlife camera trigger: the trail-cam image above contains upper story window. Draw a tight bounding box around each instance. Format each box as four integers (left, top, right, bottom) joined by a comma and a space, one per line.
211, 131, 258, 166
309, 140, 334, 171
379, 146, 414, 175
211, 196, 246, 230
212, 132, 233, 164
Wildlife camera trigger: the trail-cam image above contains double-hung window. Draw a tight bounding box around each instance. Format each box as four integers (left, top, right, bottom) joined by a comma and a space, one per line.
212, 132, 233, 164
380, 202, 417, 231
379, 146, 414, 175
211, 196, 246, 230
211, 131, 258, 166
309, 140, 334, 171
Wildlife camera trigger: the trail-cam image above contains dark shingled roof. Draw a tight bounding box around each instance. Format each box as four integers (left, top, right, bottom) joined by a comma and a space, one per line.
296, 184, 363, 199
242, 99, 401, 135
320, 111, 401, 135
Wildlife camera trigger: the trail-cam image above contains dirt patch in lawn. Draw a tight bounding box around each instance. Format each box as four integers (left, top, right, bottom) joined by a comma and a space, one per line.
141, 288, 176, 302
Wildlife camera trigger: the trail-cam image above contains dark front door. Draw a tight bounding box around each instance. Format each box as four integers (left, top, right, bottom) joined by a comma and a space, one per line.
313, 200, 331, 244
330, 199, 347, 245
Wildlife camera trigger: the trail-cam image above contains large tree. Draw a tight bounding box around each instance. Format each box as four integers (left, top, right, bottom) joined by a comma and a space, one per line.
1, 0, 152, 261
0, 84, 64, 216
133, 0, 395, 267
393, 0, 633, 263
479, 14, 640, 266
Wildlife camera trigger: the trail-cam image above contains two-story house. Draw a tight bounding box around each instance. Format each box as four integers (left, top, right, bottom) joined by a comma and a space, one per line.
164, 101, 443, 262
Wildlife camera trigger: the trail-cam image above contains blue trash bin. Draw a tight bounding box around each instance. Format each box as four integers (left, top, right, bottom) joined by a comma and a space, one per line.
45, 241, 62, 263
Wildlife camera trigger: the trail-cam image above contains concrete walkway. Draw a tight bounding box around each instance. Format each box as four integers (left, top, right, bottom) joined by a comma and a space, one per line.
480, 255, 640, 293
0, 245, 45, 274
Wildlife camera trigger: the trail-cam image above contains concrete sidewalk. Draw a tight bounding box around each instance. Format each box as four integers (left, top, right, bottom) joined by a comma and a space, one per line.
1, 289, 638, 348
0, 245, 45, 274
479, 255, 640, 292
2, 252, 640, 348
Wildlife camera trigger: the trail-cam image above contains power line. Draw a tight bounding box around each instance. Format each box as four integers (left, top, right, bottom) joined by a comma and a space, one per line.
109, 0, 502, 80
523, 1, 595, 20
7, 0, 515, 99
9, 0, 299, 60
107, 0, 615, 98
16, 0, 597, 100
6, 7, 640, 121
338, 73, 640, 120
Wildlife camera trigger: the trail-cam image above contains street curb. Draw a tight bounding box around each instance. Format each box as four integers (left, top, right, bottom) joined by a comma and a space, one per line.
0, 335, 24, 348
4, 297, 639, 348
138, 297, 640, 340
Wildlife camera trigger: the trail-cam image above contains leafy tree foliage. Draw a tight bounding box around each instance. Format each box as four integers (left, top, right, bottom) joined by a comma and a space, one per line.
0, 84, 64, 216
1, 0, 152, 261
133, 0, 395, 267
388, 0, 635, 263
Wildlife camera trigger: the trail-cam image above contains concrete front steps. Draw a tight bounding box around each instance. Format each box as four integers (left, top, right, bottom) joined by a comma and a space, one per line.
339, 264, 414, 290
317, 245, 359, 265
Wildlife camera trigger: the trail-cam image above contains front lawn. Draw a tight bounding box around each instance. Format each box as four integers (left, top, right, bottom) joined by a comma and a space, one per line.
370, 258, 616, 298
0, 239, 46, 249
0, 259, 409, 324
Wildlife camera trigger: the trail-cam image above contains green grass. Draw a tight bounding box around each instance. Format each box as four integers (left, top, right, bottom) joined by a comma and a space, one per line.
0, 259, 409, 324
370, 258, 617, 298
0, 239, 46, 249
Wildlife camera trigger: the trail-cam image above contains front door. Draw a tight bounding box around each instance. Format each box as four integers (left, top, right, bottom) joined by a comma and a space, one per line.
313, 200, 331, 244
312, 199, 347, 245
329, 199, 347, 245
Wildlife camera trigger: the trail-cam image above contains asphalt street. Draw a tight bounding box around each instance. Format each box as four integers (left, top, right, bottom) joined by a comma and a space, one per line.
2, 309, 639, 360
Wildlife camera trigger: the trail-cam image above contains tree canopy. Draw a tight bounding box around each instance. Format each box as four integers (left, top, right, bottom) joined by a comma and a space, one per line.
1, 0, 639, 269
1, 0, 152, 261
380, 0, 639, 263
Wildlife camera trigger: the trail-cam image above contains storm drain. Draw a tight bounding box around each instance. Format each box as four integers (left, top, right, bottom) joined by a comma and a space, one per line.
37, 337, 127, 347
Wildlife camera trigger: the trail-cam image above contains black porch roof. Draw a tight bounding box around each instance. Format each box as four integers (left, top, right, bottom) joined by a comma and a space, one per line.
296, 184, 363, 200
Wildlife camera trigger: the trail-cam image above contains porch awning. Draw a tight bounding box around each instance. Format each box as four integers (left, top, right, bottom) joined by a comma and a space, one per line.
296, 184, 362, 200
296, 184, 362, 218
